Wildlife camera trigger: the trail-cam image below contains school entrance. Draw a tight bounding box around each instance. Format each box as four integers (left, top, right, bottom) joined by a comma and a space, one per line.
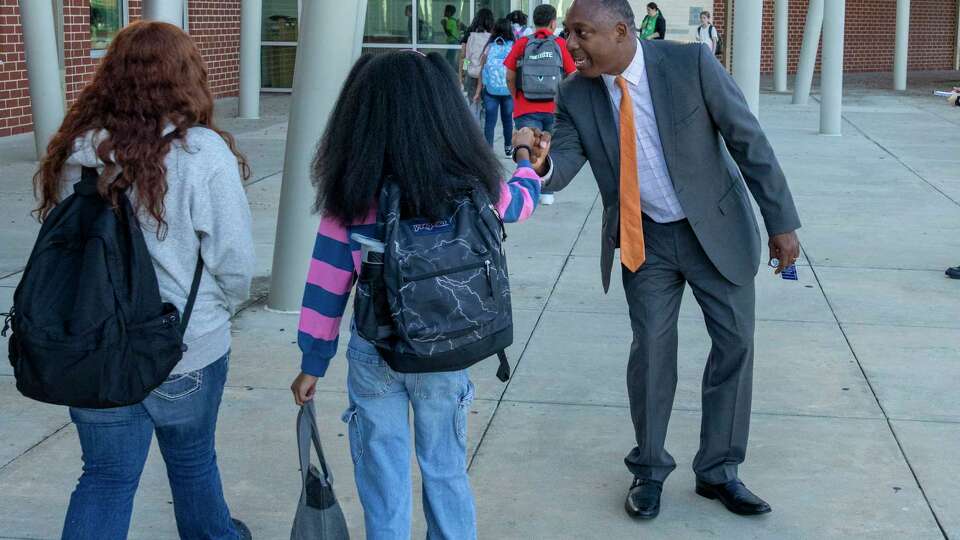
261, 0, 573, 91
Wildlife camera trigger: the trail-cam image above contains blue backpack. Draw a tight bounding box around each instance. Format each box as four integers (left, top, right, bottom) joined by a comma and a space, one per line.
482, 38, 513, 96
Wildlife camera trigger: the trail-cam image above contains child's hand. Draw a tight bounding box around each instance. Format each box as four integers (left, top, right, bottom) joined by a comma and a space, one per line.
291, 372, 318, 405
513, 127, 538, 150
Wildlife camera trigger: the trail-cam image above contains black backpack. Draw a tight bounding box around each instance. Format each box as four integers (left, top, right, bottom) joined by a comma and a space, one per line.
353, 180, 513, 382
711, 24, 724, 57
3, 167, 202, 408
516, 35, 564, 102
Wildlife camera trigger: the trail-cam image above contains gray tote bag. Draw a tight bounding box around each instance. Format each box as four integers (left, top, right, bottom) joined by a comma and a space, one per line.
290, 401, 350, 540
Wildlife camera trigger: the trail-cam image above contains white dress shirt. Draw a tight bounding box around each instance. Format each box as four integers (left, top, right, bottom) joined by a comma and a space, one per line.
602, 41, 685, 223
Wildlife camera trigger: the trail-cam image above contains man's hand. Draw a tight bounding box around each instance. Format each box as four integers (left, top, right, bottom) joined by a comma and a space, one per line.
768, 231, 801, 274
291, 372, 318, 406
525, 131, 552, 176
512, 128, 551, 174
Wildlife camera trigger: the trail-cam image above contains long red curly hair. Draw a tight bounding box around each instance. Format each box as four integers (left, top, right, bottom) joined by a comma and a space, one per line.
33, 21, 250, 237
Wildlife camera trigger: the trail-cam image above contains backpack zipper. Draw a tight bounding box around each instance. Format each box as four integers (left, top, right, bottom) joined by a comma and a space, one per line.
404, 260, 490, 283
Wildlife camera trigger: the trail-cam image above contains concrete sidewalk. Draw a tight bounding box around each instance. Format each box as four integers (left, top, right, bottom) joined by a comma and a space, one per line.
1, 72, 958, 539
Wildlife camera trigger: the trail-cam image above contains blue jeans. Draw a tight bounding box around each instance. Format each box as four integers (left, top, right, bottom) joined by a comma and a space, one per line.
514, 112, 556, 134
343, 332, 477, 540
63, 353, 238, 540
482, 91, 514, 148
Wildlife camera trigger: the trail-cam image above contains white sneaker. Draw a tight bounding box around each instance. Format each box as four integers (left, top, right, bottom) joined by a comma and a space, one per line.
540, 193, 555, 205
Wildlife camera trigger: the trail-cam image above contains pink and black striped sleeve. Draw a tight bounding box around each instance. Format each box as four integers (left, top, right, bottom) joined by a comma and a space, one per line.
496, 160, 543, 223
297, 215, 370, 377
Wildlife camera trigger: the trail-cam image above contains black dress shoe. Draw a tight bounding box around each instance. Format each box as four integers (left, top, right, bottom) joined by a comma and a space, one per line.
625, 477, 662, 519
232, 518, 252, 540
695, 479, 771, 516
946, 266, 960, 279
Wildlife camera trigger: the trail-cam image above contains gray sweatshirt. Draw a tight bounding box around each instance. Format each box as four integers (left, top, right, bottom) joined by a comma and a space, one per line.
63, 127, 255, 375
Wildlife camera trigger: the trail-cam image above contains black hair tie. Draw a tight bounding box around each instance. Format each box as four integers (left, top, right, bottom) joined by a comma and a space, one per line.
512, 144, 533, 162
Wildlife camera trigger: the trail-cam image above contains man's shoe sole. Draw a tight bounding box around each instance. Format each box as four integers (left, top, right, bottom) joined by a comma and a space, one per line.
695, 485, 772, 516
624, 499, 660, 520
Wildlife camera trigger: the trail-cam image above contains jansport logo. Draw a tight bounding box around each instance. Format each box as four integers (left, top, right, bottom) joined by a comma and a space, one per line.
529, 51, 554, 60
410, 219, 453, 235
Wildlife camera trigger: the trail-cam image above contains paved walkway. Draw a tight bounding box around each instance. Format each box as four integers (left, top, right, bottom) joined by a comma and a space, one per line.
1, 72, 958, 539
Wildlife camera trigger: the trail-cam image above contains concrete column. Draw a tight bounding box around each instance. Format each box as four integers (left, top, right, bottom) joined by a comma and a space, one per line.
731, 0, 763, 116
820, 0, 845, 135
238, 0, 261, 119
791, 0, 823, 105
18, 0, 66, 160
774, 0, 789, 93
142, 0, 184, 27
268, 0, 366, 312
893, 0, 910, 91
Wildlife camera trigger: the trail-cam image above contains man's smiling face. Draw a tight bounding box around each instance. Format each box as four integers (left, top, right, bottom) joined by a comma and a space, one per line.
564, 0, 634, 79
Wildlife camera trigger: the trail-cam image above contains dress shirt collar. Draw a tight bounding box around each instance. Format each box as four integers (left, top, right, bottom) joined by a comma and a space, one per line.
604, 40, 645, 89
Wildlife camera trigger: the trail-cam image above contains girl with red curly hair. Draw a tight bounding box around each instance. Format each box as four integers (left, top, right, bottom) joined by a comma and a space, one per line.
34, 21, 254, 540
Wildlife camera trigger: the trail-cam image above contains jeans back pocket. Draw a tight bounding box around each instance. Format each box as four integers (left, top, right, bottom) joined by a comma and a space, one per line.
152, 370, 203, 401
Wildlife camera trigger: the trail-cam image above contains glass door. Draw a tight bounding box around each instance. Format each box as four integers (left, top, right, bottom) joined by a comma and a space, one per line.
261, 0, 299, 91
361, 0, 532, 73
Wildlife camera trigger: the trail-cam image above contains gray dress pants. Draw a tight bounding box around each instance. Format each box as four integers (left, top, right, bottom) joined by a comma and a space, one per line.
622, 216, 756, 485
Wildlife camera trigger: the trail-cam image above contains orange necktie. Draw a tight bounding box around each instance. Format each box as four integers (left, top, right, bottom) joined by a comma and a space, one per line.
615, 76, 646, 272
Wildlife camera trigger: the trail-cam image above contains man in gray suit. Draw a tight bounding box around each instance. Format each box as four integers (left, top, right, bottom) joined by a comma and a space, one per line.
524, 0, 801, 519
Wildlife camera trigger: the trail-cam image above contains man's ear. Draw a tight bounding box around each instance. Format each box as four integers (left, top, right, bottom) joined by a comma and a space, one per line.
615, 21, 629, 42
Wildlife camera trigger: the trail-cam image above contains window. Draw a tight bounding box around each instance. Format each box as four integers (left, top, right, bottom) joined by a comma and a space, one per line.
90, 0, 124, 52
261, 0, 299, 90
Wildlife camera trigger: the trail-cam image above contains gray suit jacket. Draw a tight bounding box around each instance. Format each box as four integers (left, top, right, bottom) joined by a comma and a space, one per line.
547, 40, 801, 292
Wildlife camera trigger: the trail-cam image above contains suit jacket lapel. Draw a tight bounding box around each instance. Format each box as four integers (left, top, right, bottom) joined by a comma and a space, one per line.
590, 77, 620, 180
642, 41, 677, 172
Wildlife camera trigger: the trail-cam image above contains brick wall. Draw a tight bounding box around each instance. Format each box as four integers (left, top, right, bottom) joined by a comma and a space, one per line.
0, 0, 238, 138
714, 0, 959, 74
187, 1, 241, 97
0, 0, 29, 137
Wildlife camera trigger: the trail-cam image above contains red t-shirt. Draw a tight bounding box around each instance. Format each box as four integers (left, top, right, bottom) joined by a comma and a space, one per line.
504, 29, 577, 118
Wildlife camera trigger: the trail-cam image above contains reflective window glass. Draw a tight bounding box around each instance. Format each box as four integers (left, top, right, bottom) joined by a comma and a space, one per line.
417, 0, 469, 45
262, 0, 299, 42
89, 0, 123, 51
261, 45, 297, 89
363, 1, 417, 44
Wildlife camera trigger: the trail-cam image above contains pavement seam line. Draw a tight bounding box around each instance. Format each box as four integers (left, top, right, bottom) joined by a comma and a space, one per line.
840, 109, 960, 209
0, 422, 71, 473
467, 192, 600, 471
804, 245, 950, 539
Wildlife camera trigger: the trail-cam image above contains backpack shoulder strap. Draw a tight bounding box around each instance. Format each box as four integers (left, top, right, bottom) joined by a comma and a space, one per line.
75, 166, 100, 196
179, 253, 204, 336
496, 350, 511, 382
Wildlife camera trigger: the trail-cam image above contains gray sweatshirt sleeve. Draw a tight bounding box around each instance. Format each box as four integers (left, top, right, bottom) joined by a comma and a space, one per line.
188, 145, 255, 314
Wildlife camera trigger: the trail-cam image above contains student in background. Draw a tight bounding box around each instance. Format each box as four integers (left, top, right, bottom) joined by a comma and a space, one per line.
945, 89, 959, 279
696, 11, 719, 53
474, 18, 516, 156
504, 4, 576, 205
507, 10, 534, 40
460, 8, 495, 119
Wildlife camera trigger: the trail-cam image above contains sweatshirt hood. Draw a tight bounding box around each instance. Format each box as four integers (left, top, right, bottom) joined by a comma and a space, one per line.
64, 124, 178, 169
65, 129, 108, 169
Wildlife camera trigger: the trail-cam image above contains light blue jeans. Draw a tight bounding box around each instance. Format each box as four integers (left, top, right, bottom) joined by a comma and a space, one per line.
343, 332, 477, 540
63, 353, 239, 540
